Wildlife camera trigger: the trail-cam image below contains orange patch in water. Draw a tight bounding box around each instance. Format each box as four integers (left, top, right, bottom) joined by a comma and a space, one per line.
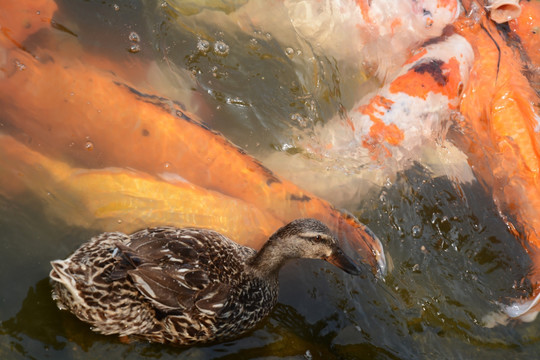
390, 18, 402, 34
437, 0, 457, 12
357, 95, 404, 157
355, 0, 373, 23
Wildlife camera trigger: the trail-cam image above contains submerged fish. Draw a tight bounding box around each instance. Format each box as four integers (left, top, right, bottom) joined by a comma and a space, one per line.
267, 25, 475, 206
455, 0, 540, 323
508, 0, 540, 83
0, 0, 56, 50
313, 33, 473, 165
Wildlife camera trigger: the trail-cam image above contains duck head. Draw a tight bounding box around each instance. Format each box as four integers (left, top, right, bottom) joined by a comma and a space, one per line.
248, 218, 364, 277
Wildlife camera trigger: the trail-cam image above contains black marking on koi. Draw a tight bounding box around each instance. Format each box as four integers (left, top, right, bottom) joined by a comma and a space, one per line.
413, 59, 447, 86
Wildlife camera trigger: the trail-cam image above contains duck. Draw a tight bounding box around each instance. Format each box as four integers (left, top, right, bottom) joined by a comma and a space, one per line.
49, 218, 365, 345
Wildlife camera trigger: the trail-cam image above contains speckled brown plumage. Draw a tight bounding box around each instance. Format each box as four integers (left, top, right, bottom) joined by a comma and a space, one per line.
50, 218, 362, 345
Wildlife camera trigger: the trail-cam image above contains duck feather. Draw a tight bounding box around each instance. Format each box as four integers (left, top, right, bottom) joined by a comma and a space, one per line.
49, 219, 365, 344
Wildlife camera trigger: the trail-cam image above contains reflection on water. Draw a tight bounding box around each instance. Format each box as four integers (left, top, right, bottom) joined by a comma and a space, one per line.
1, 0, 540, 359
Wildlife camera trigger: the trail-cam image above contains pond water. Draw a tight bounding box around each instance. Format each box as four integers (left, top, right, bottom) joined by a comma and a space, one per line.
1, 0, 540, 359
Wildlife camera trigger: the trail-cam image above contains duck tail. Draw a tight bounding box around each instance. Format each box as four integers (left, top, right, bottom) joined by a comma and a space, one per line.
50, 259, 86, 310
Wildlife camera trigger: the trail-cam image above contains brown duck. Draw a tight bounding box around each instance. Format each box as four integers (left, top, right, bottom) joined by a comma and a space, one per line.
50, 218, 367, 345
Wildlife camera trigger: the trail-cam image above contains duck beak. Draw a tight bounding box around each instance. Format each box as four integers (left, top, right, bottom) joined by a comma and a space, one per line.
334, 213, 387, 278
326, 247, 363, 275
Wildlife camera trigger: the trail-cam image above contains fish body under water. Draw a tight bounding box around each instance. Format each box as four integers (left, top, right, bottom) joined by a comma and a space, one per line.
266, 0, 475, 207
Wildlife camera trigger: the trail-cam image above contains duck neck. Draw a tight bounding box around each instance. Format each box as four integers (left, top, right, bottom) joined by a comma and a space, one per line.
246, 237, 293, 278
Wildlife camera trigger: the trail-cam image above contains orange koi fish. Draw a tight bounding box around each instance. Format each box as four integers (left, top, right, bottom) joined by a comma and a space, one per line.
325, 0, 540, 322
509, 0, 540, 67
0, 0, 386, 274
0, 134, 285, 245
0, 0, 56, 50
454, 0, 540, 322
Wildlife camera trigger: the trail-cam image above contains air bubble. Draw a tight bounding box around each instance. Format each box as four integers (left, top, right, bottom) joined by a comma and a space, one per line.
285, 47, 294, 57
197, 39, 210, 53
411, 225, 422, 238
213, 41, 229, 56
290, 113, 307, 127
85, 141, 94, 151
15, 60, 26, 71
129, 44, 141, 53
226, 97, 248, 106
128, 32, 140, 43
278, 143, 293, 152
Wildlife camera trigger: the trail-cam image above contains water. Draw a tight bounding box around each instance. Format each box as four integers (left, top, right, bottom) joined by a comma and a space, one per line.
1, 0, 540, 359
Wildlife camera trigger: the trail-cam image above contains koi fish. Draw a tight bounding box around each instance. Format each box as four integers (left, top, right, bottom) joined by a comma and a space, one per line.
314, 0, 540, 323
454, 1, 540, 323
508, 0, 540, 73
0, 0, 56, 50
285, 0, 460, 79
269, 32, 475, 206
320, 33, 473, 163
278, 0, 540, 325
0, 0, 386, 274
487, 0, 522, 24
0, 134, 284, 247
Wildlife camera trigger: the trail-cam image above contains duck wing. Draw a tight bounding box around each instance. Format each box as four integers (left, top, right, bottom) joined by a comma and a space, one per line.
112, 227, 244, 315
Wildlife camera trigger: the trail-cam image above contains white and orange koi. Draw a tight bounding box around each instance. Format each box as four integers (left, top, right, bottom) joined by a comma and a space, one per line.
265, 1, 473, 207
324, 33, 473, 163
280, 31, 476, 199
285, 0, 460, 79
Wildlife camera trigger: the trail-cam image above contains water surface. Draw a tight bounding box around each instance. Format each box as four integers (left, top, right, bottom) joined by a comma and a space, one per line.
1, 1, 540, 359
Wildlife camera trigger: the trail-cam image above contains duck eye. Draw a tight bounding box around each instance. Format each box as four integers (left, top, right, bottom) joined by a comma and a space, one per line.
316, 235, 321, 241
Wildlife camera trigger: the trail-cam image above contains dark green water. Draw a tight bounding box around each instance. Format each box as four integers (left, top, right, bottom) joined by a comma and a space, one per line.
1, 1, 540, 359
